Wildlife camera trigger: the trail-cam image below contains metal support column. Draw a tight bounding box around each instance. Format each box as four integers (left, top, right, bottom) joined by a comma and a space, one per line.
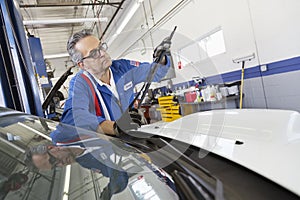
0, 0, 43, 116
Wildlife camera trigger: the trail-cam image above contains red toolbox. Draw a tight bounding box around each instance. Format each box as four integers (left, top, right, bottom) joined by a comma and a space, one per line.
184, 91, 197, 103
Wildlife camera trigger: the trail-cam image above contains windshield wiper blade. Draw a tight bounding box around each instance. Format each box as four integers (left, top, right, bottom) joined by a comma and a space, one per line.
128, 26, 177, 109
122, 132, 225, 200
172, 170, 212, 200
174, 162, 225, 200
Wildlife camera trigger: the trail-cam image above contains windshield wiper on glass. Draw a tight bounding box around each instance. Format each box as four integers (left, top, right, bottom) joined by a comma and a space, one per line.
121, 131, 225, 200
172, 162, 224, 200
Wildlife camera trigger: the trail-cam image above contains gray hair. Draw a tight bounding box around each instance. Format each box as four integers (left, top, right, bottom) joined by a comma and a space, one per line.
24, 144, 49, 171
67, 29, 93, 63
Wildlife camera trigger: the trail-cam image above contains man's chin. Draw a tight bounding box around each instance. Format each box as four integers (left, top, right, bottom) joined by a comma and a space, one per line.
103, 60, 112, 69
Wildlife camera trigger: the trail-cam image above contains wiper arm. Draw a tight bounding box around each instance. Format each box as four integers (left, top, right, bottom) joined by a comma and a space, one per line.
122, 131, 225, 200
173, 162, 224, 200
128, 26, 177, 109
42, 65, 75, 111
172, 170, 212, 200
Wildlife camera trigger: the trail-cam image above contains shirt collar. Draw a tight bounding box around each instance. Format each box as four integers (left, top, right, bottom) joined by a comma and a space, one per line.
91, 68, 113, 87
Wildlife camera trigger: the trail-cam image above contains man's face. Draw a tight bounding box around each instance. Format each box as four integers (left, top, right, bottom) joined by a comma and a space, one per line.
76, 36, 112, 77
32, 147, 76, 170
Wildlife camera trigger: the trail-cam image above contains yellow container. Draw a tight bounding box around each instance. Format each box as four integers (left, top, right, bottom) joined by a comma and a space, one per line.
157, 96, 181, 122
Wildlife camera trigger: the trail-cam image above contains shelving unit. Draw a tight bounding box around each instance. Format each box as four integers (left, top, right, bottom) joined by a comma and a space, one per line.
157, 96, 181, 122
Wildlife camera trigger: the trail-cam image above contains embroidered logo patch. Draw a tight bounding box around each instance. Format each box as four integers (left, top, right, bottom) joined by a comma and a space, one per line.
100, 152, 107, 160
124, 81, 133, 91
130, 60, 140, 67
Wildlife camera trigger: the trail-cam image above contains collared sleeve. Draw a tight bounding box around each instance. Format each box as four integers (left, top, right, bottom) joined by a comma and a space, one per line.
112, 57, 171, 112
120, 56, 171, 86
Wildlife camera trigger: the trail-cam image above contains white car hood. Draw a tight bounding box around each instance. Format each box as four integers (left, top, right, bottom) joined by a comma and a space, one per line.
140, 109, 300, 196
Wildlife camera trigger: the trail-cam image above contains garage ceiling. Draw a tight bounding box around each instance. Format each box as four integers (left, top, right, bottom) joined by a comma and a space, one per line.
17, 0, 127, 58
15, 0, 182, 77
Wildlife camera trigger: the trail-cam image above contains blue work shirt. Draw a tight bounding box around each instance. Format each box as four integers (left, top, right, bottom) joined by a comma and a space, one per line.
60, 58, 170, 131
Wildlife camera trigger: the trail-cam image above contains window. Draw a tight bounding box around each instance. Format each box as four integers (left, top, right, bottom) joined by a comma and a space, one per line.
178, 28, 226, 66
198, 29, 226, 58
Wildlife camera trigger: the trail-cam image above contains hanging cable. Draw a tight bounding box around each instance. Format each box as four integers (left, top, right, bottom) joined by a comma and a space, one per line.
83, 0, 92, 18
246, 0, 268, 109
142, 1, 154, 50
70, 6, 79, 37
23, 7, 38, 36
91, 1, 105, 38
148, 0, 155, 26
119, 0, 191, 58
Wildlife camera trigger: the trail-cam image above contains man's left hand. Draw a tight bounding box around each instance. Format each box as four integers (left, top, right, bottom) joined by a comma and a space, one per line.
114, 108, 142, 136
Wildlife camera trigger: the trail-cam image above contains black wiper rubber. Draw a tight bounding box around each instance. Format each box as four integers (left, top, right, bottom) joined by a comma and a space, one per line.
128, 26, 177, 109
122, 131, 225, 200
172, 170, 211, 200
177, 161, 224, 200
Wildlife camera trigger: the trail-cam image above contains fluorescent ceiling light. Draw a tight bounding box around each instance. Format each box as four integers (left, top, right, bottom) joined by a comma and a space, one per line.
107, 0, 144, 45
23, 18, 108, 25
115, 2, 142, 35
44, 53, 69, 59
62, 165, 71, 200
18, 122, 52, 141
0, 137, 25, 153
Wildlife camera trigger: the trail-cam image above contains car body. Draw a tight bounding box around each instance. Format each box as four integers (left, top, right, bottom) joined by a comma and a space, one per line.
0, 107, 299, 200
140, 109, 300, 197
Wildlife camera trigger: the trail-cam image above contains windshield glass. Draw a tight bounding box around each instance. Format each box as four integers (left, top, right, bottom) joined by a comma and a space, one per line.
0, 110, 182, 200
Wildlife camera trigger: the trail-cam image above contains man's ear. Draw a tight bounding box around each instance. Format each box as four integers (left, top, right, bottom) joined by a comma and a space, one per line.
48, 146, 63, 153
48, 146, 61, 151
78, 61, 85, 70
47, 145, 56, 150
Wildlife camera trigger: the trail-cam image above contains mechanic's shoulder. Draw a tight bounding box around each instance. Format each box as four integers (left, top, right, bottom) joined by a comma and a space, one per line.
111, 59, 129, 66
70, 70, 90, 84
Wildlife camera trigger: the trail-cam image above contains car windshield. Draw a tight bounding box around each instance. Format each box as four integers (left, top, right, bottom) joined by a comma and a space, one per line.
0, 108, 226, 200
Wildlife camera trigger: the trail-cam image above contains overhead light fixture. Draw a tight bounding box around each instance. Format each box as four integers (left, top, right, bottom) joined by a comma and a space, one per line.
18, 122, 52, 141
44, 53, 69, 59
23, 17, 108, 25
0, 137, 25, 153
107, 0, 144, 45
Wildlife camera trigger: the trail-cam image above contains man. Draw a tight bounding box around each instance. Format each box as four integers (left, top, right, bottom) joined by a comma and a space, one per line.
24, 138, 129, 199
54, 29, 171, 139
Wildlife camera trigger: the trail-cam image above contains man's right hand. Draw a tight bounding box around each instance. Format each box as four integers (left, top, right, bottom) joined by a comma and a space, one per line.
114, 108, 142, 136
153, 36, 172, 62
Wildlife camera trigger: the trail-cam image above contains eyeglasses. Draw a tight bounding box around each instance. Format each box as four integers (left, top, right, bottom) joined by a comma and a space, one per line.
81, 42, 108, 62
47, 151, 58, 169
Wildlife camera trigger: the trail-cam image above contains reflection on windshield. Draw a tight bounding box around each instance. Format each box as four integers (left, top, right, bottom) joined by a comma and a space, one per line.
130, 176, 160, 200
0, 111, 178, 200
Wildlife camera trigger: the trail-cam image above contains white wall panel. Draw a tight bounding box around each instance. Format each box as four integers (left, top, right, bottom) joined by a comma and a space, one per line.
248, 0, 300, 64
112, 0, 300, 86
165, 0, 260, 72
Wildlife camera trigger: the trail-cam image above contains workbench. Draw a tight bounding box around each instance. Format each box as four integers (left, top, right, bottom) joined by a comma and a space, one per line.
179, 94, 241, 116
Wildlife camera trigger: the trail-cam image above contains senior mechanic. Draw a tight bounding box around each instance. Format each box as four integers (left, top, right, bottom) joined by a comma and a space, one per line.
53, 29, 172, 138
